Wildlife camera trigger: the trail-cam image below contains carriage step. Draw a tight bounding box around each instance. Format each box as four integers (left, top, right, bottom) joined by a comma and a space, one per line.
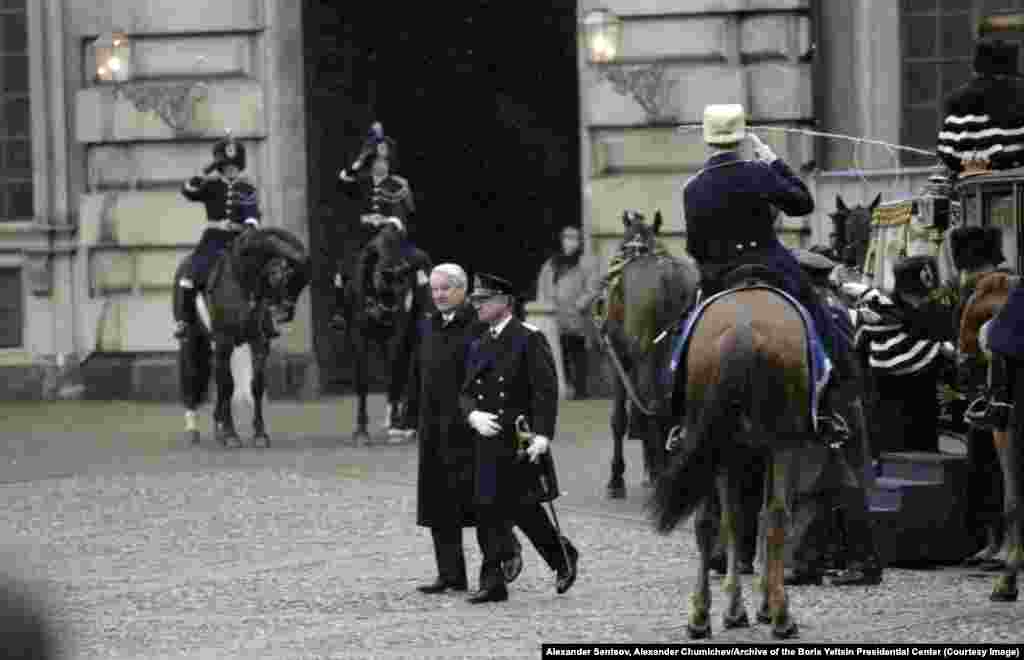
868, 453, 975, 564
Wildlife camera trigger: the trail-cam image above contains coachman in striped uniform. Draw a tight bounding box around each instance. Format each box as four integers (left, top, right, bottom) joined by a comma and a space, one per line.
855, 256, 956, 453
937, 39, 1024, 177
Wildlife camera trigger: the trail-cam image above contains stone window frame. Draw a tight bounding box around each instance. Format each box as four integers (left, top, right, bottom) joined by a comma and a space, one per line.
900, 0, 1024, 167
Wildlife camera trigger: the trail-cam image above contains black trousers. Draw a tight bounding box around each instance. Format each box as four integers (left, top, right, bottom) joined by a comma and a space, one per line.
872, 367, 939, 455
476, 502, 567, 588
560, 333, 589, 398
430, 527, 467, 586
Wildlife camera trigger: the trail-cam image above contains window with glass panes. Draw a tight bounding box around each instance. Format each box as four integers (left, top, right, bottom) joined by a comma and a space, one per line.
0, 0, 31, 221
901, 1, 1024, 166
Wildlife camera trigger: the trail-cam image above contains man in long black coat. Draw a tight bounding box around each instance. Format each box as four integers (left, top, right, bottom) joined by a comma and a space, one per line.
407, 264, 521, 593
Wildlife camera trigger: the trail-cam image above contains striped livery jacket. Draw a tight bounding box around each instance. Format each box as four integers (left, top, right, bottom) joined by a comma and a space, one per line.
853, 288, 955, 377
937, 75, 1024, 175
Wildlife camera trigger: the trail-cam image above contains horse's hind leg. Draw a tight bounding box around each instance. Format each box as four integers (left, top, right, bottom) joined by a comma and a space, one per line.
759, 449, 798, 639
719, 469, 750, 629
250, 339, 271, 449
212, 337, 242, 449
687, 494, 717, 639
607, 378, 627, 498
992, 415, 1022, 601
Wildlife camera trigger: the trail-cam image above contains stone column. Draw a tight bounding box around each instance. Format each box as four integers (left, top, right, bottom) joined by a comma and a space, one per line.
524, 301, 569, 399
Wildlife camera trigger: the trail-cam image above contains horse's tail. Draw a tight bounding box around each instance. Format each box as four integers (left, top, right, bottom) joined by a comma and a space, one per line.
230, 344, 255, 408
651, 310, 755, 534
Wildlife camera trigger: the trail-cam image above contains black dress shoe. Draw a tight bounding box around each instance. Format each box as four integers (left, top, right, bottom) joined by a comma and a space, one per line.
556, 541, 579, 594
416, 578, 467, 594
467, 585, 508, 603
503, 553, 523, 583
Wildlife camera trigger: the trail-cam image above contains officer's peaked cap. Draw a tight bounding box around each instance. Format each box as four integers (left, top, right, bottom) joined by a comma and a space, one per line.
470, 272, 517, 301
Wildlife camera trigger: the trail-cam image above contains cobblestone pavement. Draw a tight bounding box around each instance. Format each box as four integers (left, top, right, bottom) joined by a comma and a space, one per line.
0, 397, 1021, 658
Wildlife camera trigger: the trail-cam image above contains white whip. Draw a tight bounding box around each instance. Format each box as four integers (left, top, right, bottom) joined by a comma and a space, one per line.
675, 124, 937, 157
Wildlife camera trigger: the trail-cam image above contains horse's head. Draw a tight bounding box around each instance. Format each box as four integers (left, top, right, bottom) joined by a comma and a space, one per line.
830, 193, 880, 268
236, 227, 311, 324
959, 271, 1019, 356
620, 210, 662, 261
369, 224, 416, 317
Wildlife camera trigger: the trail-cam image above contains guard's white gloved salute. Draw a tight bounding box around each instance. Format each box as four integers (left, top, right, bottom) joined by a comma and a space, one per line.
468, 411, 501, 437
747, 132, 778, 164
525, 435, 549, 463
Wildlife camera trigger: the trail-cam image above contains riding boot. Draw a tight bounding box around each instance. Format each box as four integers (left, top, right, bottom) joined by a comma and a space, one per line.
666, 294, 702, 452
965, 353, 1014, 432
175, 286, 198, 339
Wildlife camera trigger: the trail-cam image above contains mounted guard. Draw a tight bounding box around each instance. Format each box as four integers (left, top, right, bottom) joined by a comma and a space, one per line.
174, 132, 273, 339
331, 121, 425, 333
672, 104, 855, 435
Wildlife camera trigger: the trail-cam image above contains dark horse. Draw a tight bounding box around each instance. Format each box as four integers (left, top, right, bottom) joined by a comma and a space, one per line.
958, 271, 1024, 602
598, 211, 699, 499
829, 193, 881, 270
341, 223, 432, 444
652, 273, 822, 639
173, 227, 310, 448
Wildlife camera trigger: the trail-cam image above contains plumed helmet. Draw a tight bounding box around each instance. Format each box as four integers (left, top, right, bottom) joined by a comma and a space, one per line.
360, 122, 399, 170
974, 39, 1020, 77
893, 255, 940, 297
951, 226, 1005, 271
212, 137, 246, 171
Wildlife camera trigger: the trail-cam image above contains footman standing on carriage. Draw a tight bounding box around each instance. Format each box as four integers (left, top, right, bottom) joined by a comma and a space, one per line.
461, 273, 579, 603
937, 36, 1024, 430
174, 134, 271, 339
677, 104, 855, 429
331, 121, 422, 334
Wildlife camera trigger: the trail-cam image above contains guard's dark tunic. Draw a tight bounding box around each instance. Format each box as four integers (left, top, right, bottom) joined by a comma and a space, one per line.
339, 172, 416, 236
459, 318, 558, 508
683, 151, 851, 371
407, 303, 486, 528
181, 173, 261, 284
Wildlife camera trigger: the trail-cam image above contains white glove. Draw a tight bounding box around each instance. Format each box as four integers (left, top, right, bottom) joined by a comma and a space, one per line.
385, 217, 405, 232
526, 435, 549, 462
468, 411, 501, 437
243, 217, 259, 227
747, 133, 778, 163
979, 319, 993, 355
416, 269, 429, 286
940, 341, 956, 360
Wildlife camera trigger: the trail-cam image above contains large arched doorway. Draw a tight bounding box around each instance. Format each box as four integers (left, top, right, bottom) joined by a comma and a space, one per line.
303, 1, 581, 391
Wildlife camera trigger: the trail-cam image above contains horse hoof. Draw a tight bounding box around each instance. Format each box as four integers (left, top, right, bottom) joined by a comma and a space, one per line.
252, 433, 270, 449
686, 622, 711, 640
723, 610, 750, 629
771, 621, 799, 640
756, 606, 771, 625
218, 433, 241, 449
353, 430, 370, 447
989, 589, 1018, 603
187, 430, 200, 446
606, 483, 626, 499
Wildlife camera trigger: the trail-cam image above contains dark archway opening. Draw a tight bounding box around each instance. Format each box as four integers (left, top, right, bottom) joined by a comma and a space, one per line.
303, 1, 581, 391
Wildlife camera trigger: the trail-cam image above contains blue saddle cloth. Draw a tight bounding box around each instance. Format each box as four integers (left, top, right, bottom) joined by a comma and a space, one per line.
667, 286, 832, 431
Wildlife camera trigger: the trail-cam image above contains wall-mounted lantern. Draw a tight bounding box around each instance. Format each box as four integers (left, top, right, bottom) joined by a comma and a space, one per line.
582, 8, 622, 65
93, 31, 133, 84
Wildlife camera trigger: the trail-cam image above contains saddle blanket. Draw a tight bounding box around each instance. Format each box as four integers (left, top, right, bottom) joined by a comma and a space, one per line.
667, 286, 832, 432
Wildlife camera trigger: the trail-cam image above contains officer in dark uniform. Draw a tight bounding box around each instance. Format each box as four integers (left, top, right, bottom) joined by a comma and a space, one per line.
460, 273, 579, 603
938, 39, 1024, 178
678, 104, 854, 427
174, 135, 266, 338
330, 122, 418, 332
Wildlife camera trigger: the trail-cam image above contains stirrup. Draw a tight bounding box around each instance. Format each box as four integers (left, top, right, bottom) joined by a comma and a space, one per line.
964, 395, 1013, 431
665, 424, 686, 452
817, 412, 850, 447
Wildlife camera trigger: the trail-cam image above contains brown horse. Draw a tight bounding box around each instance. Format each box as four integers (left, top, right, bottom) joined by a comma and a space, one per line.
958, 271, 1024, 602
652, 282, 817, 639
